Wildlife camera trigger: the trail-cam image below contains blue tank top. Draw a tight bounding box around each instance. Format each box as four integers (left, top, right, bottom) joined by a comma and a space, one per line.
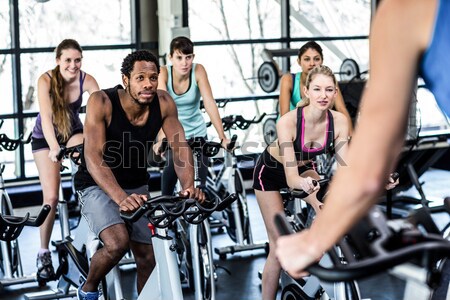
419, 0, 450, 116
32, 71, 86, 140
167, 64, 207, 139
293, 107, 335, 161
290, 72, 303, 110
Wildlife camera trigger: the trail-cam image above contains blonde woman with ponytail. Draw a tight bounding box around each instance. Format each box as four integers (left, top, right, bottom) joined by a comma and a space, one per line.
31, 39, 99, 281
252, 65, 350, 300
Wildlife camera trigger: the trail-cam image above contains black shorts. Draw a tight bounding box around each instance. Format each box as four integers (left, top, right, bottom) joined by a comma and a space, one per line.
31, 128, 83, 152
252, 149, 312, 191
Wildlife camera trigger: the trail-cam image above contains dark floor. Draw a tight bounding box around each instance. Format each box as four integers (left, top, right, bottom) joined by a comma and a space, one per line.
1, 168, 450, 300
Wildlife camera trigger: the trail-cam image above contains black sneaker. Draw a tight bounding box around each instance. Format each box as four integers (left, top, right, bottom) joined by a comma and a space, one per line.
36, 252, 55, 280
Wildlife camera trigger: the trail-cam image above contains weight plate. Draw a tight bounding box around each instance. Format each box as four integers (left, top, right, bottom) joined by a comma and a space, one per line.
339, 58, 360, 81
258, 62, 279, 93
263, 118, 277, 145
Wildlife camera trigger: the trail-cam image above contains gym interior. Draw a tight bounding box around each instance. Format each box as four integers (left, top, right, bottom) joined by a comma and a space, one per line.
1, 1, 450, 299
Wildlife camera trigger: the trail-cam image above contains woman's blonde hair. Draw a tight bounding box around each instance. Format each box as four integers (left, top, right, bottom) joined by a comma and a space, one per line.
296, 65, 337, 109
50, 39, 82, 142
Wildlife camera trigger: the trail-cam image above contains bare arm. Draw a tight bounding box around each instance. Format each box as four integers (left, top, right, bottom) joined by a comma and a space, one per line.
157, 66, 169, 92
276, 111, 317, 192
153, 66, 169, 152
276, 0, 433, 278
278, 73, 294, 117
195, 64, 228, 145
331, 111, 350, 166
158, 90, 196, 193
36, 74, 60, 159
333, 89, 354, 135
82, 73, 100, 94
83, 91, 128, 205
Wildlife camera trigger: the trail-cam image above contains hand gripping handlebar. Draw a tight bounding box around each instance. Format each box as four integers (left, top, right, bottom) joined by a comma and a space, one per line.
121, 193, 237, 228
274, 203, 450, 285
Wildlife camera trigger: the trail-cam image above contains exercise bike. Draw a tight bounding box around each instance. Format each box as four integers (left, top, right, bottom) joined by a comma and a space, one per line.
0, 203, 51, 287
24, 144, 114, 300
275, 197, 450, 300
120, 191, 237, 300
175, 137, 228, 300
0, 126, 46, 290
277, 179, 361, 300
205, 113, 269, 259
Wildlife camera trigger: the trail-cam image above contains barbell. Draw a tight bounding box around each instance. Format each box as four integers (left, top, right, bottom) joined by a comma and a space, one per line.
257, 58, 361, 93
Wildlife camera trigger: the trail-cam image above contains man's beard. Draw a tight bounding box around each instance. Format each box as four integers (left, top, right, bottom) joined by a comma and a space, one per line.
127, 87, 150, 107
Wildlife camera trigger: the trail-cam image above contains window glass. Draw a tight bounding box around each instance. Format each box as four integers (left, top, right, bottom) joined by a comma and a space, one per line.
20, 52, 50, 114
288, 39, 369, 79
0, 1, 11, 48
290, 0, 371, 37
171, 43, 282, 151
24, 116, 37, 179
19, 0, 131, 48
188, 0, 281, 41
177, 43, 282, 99
0, 55, 14, 115
21, 49, 132, 115
416, 86, 450, 138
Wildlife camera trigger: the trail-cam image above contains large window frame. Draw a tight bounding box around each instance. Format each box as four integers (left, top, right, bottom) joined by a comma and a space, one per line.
2, 0, 374, 183
0, 0, 143, 183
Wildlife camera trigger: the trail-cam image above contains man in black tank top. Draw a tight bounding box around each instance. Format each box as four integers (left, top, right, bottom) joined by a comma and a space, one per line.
74, 50, 205, 299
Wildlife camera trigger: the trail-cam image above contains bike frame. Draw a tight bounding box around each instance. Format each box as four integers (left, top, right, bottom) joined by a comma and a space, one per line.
0, 165, 35, 287
211, 140, 267, 257
139, 212, 184, 300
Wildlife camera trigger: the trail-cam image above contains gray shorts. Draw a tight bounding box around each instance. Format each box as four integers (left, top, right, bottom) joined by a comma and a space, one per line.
77, 185, 152, 244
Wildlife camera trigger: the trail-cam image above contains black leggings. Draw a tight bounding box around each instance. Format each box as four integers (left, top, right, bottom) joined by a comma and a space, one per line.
161, 147, 209, 196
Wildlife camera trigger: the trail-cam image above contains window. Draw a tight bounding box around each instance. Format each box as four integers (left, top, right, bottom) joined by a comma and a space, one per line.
0, 55, 14, 115
188, 0, 371, 146
188, 0, 282, 41
19, 0, 132, 48
0, 1, 11, 48
3, 0, 135, 181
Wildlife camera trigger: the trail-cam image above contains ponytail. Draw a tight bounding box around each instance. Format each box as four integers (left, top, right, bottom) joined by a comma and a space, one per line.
50, 65, 72, 142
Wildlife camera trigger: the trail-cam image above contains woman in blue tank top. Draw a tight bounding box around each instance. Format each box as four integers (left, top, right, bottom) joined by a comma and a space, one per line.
276, 2, 450, 298
278, 41, 353, 134
30, 39, 99, 281
156, 36, 230, 196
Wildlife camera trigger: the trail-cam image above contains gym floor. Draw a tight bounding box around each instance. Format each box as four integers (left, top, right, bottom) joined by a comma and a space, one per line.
1, 168, 449, 300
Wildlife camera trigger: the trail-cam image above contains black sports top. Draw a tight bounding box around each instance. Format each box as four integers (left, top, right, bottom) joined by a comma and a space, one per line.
75, 85, 162, 190
293, 107, 335, 161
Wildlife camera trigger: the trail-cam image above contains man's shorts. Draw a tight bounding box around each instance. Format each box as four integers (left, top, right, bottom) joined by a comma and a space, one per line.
77, 185, 152, 244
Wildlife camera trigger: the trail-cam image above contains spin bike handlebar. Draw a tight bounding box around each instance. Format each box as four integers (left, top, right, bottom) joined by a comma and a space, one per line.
227, 134, 238, 151
187, 137, 223, 158
56, 144, 83, 164
183, 193, 238, 224
1, 204, 51, 227
206, 113, 267, 131
280, 179, 329, 200
0, 131, 32, 152
274, 199, 450, 284
280, 173, 398, 201
121, 193, 238, 228
0, 204, 52, 241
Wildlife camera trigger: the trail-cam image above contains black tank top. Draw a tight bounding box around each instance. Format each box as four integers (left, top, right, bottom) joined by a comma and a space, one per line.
293, 107, 335, 161
75, 85, 162, 189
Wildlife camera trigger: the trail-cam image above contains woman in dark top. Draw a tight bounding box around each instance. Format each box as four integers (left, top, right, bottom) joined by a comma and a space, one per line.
31, 39, 99, 280
253, 65, 350, 299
